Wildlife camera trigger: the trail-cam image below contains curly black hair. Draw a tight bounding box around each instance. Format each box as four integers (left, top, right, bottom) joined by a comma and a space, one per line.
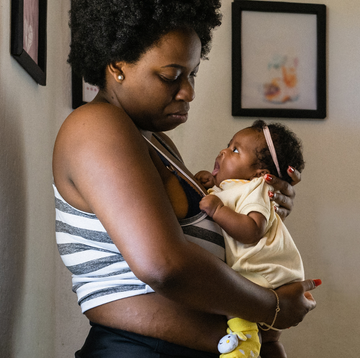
68, 0, 222, 88
251, 120, 305, 183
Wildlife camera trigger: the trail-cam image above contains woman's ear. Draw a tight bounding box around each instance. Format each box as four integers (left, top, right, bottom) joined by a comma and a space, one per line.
108, 62, 125, 82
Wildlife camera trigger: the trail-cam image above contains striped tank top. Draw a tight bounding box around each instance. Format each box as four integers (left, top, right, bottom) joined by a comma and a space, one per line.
54, 133, 225, 313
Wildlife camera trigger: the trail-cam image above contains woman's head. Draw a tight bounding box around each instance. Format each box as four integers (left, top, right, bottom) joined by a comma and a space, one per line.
68, 0, 222, 89
251, 120, 305, 183
110, 28, 202, 132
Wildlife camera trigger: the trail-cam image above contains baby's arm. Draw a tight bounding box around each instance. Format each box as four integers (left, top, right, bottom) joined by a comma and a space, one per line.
200, 195, 267, 245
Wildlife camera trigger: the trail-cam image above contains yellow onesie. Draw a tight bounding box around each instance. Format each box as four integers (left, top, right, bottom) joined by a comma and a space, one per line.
209, 177, 304, 358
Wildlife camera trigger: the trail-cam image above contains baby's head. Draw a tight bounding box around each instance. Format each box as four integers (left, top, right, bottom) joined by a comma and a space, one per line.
250, 119, 305, 184
211, 120, 304, 186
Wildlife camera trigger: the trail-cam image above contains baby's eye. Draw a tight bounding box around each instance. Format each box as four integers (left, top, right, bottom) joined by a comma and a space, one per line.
233, 148, 239, 153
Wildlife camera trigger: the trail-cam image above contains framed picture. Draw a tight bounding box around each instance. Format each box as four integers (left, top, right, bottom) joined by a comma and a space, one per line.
232, 0, 326, 119
72, 72, 99, 109
11, 0, 47, 86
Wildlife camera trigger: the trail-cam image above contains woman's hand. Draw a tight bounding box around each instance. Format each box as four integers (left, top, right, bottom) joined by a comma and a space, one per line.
265, 279, 321, 329
265, 166, 301, 220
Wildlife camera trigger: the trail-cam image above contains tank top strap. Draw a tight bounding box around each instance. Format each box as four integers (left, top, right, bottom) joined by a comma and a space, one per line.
141, 131, 225, 261
141, 131, 207, 197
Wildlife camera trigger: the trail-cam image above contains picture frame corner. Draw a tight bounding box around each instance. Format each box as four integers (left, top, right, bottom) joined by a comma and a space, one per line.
231, 0, 327, 120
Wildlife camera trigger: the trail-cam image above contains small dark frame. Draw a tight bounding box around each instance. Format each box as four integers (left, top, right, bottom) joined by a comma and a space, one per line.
72, 72, 99, 109
11, 0, 47, 85
72, 72, 85, 109
232, 0, 326, 119
70, 4, 99, 111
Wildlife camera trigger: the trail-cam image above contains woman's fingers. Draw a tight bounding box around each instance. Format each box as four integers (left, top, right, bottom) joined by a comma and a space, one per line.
305, 278, 322, 291
265, 176, 294, 220
265, 174, 295, 199
274, 279, 321, 328
301, 279, 322, 311
270, 191, 292, 220
265, 169, 301, 220
287, 166, 301, 186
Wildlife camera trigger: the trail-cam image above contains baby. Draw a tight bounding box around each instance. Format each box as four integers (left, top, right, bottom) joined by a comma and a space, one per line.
195, 119, 305, 358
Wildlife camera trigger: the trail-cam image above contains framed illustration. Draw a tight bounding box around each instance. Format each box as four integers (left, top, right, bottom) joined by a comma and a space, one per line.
11, 0, 47, 85
232, 1, 326, 118
72, 72, 99, 109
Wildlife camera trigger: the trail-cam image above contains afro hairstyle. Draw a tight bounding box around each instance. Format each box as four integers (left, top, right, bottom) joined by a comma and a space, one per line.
68, 0, 222, 88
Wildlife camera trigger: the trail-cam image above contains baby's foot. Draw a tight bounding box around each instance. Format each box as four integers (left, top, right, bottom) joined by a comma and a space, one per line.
218, 318, 260, 358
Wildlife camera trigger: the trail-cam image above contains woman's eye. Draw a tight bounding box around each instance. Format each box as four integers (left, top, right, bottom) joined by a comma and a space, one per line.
233, 148, 239, 153
160, 75, 178, 83
190, 71, 197, 78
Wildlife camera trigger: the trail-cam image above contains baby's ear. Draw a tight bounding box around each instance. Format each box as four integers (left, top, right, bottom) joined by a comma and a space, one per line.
254, 168, 270, 178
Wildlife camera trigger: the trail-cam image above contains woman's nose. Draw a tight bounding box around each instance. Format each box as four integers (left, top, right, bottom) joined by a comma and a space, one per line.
175, 78, 195, 102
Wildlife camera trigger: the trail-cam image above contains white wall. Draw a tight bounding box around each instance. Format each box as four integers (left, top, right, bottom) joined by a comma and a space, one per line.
0, 0, 78, 356
0, 0, 359, 357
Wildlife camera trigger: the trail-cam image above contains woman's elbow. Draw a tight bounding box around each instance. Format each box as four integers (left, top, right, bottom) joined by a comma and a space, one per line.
134, 256, 186, 292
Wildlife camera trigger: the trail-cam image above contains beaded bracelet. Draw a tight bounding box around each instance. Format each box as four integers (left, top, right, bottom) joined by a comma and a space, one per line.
259, 289, 281, 331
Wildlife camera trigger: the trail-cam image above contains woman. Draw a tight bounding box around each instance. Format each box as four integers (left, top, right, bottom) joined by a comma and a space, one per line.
53, 1, 318, 357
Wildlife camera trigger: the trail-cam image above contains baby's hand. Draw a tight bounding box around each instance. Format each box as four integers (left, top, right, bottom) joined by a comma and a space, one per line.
200, 195, 224, 218
194, 170, 215, 189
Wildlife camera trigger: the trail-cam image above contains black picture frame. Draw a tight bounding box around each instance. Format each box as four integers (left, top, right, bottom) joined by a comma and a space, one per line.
71, 72, 85, 109
70, 0, 99, 111
71, 72, 99, 109
11, 0, 47, 86
232, 0, 326, 119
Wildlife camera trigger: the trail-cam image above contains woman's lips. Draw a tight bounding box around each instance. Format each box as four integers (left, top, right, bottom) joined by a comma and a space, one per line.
168, 111, 189, 123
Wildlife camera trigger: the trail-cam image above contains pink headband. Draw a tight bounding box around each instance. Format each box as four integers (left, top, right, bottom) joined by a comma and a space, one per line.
263, 126, 282, 178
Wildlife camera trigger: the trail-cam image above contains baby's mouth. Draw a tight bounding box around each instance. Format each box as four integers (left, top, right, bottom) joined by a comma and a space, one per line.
211, 160, 220, 176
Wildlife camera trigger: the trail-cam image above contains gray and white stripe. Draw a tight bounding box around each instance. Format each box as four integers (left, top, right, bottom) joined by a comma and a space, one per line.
54, 184, 225, 313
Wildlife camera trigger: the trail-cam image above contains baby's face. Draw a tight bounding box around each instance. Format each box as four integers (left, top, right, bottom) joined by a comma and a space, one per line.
211, 128, 266, 186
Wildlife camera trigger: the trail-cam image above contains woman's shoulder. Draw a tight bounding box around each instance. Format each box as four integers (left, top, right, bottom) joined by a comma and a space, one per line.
54, 101, 148, 177
66, 102, 130, 127
59, 102, 143, 146
53, 102, 149, 212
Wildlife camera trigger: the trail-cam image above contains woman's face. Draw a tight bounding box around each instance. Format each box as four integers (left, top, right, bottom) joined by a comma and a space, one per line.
112, 28, 202, 132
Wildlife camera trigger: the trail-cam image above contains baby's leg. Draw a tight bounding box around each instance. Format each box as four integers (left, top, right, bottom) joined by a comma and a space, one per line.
259, 329, 287, 358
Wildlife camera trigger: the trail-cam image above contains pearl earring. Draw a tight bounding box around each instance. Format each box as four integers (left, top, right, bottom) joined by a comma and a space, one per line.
118, 75, 123, 81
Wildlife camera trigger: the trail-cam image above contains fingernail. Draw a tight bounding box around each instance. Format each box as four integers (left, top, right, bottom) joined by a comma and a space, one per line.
313, 279, 322, 287
268, 191, 274, 198
288, 166, 295, 173
264, 174, 273, 182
